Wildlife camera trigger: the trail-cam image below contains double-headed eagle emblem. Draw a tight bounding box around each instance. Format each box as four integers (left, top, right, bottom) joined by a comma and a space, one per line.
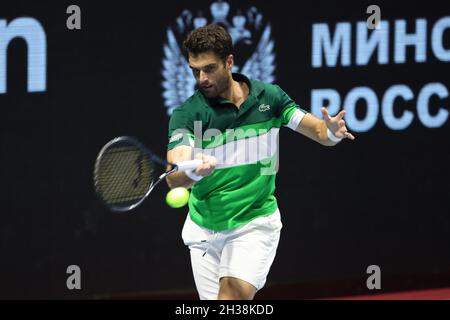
162, 1, 276, 115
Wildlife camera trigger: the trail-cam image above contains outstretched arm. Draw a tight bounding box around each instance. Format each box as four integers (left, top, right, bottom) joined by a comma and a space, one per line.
296, 107, 355, 146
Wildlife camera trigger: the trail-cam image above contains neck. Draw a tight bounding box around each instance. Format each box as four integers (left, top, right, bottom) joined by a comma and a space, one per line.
220, 75, 248, 107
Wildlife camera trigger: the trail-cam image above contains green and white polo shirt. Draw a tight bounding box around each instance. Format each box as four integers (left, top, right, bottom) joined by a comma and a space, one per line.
167, 73, 307, 231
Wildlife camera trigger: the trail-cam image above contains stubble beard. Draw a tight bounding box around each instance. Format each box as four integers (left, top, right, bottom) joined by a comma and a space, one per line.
201, 72, 231, 99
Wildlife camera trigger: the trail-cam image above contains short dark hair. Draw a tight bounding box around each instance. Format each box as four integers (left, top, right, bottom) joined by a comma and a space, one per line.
182, 24, 233, 61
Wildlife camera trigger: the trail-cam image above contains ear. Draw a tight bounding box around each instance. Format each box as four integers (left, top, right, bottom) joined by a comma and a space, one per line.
226, 54, 234, 71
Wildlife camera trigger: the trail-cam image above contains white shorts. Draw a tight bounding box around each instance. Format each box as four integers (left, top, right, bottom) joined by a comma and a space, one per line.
181, 208, 282, 300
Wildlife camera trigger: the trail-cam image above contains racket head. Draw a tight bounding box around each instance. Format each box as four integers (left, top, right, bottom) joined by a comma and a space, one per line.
93, 136, 156, 212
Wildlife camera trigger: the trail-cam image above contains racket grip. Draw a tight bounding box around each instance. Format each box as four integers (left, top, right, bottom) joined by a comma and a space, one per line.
175, 160, 203, 172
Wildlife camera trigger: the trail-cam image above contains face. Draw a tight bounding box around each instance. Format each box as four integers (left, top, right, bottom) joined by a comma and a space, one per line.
188, 51, 233, 98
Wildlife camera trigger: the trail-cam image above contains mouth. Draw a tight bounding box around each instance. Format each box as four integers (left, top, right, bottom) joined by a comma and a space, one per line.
201, 85, 213, 90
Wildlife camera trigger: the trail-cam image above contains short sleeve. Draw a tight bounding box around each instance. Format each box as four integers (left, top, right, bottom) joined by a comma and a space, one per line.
167, 107, 195, 151
275, 85, 308, 131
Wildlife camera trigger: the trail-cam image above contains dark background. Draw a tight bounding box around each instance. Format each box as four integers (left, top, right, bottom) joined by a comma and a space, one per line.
0, 0, 449, 299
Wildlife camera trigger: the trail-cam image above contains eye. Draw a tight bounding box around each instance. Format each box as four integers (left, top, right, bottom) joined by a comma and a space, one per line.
192, 69, 200, 77
204, 65, 216, 73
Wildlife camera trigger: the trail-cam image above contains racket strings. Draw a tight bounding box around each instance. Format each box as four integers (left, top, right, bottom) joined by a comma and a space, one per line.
94, 145, 154, 206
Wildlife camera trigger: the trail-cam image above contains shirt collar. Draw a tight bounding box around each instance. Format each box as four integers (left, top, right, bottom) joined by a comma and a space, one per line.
203, 73, 264, 107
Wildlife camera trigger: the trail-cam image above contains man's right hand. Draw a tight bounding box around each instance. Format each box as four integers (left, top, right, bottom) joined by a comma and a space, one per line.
166, 146, 217, 188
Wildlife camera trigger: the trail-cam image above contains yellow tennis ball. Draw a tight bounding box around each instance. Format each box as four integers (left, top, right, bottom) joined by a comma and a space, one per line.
166, 187, 190, 208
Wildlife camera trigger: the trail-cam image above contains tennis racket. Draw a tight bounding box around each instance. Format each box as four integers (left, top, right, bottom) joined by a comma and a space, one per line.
93, 136, 201, 212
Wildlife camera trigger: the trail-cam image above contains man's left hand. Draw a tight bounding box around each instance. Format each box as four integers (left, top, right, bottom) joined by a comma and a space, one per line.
321, 107, 355, 140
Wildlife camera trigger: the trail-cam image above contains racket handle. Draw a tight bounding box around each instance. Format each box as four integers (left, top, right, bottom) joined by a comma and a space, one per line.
175, 160, 203, 172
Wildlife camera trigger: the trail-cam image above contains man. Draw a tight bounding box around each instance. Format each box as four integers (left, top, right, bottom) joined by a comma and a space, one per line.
166, 24, 354, 300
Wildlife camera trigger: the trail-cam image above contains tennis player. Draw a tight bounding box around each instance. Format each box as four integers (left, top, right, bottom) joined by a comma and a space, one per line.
166, 24, 354, 300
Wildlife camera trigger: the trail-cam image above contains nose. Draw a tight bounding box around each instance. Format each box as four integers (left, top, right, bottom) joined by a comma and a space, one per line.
199, 70, 208, 83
